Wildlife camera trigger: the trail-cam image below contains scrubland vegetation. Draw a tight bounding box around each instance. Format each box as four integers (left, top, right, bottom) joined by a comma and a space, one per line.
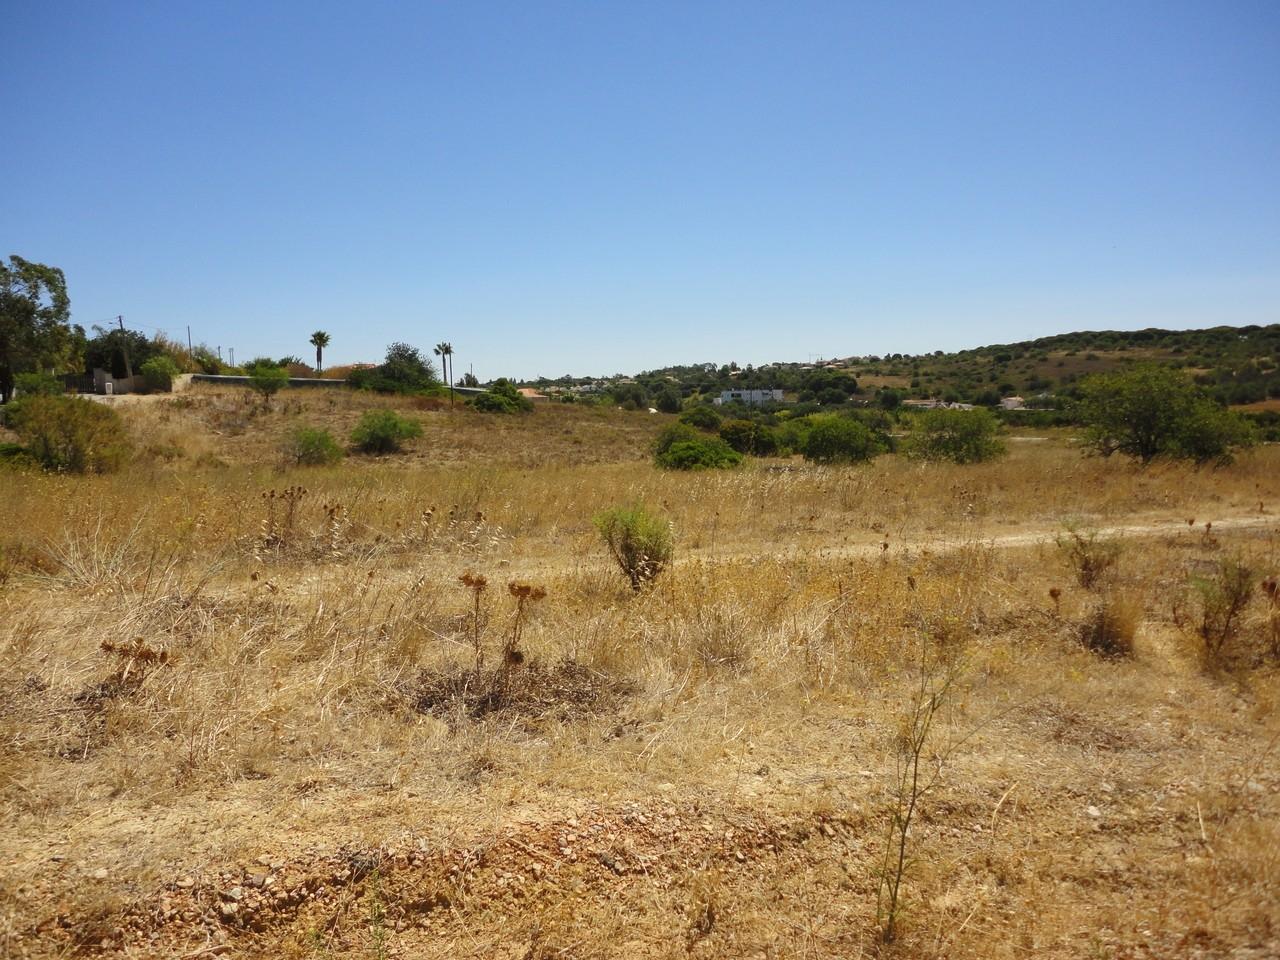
1, 383, 1278, 959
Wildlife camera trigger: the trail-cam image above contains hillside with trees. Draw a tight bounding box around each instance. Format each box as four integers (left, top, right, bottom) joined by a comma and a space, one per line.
624, 324, 1280, 410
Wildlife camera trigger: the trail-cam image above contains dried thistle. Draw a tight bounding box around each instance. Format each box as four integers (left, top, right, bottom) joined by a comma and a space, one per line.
507, 582, 547, 602
500, 581, 547, 687
459, 571, 489, 672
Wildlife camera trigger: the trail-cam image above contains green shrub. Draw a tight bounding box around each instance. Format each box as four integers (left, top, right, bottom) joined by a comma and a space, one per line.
593, 504, 674, 591
773, 417, 810, 455
287, 426, 344, 465
654, 422, 700, 455
140, 355, 180, 393
471, 378, 532, 414
678, 406, 722, 431
14, 372, 62, 397
653, 422, 742, 470
656, 437, 743, 470
191, 347, 222, 374
905, 408, 1006, 463
7, 396, 131, 473
351, 409, 423, 454
610, 382, 649, 410
800, 414, 887, 464
348, 342, 440, 394
0, 442, 37, 470
719, 419, 778, 455
654, 385, 682, 414
248, 365, 289, 402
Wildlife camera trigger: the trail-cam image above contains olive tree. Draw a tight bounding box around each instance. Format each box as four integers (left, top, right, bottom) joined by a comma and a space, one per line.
1076, 365, 1255, 465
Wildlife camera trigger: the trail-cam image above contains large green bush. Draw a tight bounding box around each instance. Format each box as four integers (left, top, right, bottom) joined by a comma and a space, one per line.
1077, 365, 1256, 465
905, 408, 1006, 463
287, 426, 344, 465
678, 405, 722, 431
140, 355, 180, 393
6, 395, 131, 473
13, 372, 62, 397
348, 342, 440, 395
653, 422, 743, 470
800, 414, 887, 464
654, 422, 700, 455
351, 409, 423, 454
653, 385, 682, 414
593, 504, 673, 591
657, 438, 743, 470
718, 419, 779, 456
471, 378, 533, 413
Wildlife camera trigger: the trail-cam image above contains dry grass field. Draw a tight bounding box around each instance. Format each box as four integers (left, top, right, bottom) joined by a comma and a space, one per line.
2, 386, 1278, 959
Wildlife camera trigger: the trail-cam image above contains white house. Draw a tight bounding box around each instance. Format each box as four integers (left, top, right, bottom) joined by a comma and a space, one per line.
902, 399, 975, 411
715, 388, 784, 407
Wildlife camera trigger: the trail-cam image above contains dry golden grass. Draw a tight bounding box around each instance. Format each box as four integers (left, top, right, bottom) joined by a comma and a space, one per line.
1, 387, 1278, 959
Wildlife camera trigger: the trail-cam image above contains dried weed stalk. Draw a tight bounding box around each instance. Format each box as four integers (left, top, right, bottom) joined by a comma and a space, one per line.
1189, 555, 1256, 665
1056, 525, 1122, 590
877, 634, 963, 944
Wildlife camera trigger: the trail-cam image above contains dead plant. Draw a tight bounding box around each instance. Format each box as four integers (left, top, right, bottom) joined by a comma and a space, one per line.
1077, 590, 1141, 658
1056, 524, 1122, 590
260, 485, 308, 551
458, 570, 489, 672
877, 635, 962, 944
1189, 555, 1256, 665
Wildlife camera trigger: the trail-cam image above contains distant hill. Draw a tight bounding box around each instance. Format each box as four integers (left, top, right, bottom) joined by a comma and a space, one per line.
629, 324, 1280, 408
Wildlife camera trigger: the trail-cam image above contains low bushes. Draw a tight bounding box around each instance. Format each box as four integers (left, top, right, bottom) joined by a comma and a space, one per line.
348, 342, 441, 395
5, 395, 131, 473
287, 426, 344, 465
718, 419, 779, 455
594, 504, 673, 591
140, 356, 180, 393
13, 372, 62, 397
247, 364, 288, 403
653, 423, 742, 470
800, 414, 887, 464
679, 406, 722, 431
0, 442, 37, 470
350, 409, 422, 454
905, 408, 1005, 463
471, 378, 533, 414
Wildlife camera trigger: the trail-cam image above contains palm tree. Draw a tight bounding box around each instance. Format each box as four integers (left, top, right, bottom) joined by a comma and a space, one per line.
434, 341, 454, 406
309, 331, 331, 375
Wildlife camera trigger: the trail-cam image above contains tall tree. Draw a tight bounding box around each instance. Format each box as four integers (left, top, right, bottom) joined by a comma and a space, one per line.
1077, 364, 1255, 464
309, 330, 330, 375
0, 256, 79, 403
434, 341, 454, 406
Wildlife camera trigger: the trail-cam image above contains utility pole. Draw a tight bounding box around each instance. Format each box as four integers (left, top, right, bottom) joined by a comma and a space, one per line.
230, 347, 235, 367
187, 326, 193, 353
217, 346, 222, 361
117, 316, 134, 381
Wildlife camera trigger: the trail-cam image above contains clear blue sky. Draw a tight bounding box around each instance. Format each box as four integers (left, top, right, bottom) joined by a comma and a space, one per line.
4, 1, 1278, 379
